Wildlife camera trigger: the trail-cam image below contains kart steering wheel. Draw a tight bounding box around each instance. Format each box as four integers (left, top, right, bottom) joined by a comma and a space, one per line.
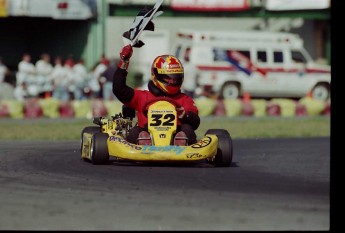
142, 97, 182, 117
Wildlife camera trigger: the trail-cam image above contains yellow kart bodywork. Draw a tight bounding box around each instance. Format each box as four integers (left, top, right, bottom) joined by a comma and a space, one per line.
82, 134, 218, 162
108, 134, 218, 162
81, 100, 233, 166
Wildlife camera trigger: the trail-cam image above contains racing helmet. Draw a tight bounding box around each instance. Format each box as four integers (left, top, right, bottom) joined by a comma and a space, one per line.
151, 55, 184, 95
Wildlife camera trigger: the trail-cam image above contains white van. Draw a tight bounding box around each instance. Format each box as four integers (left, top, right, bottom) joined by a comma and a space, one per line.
172, 29, 331, 100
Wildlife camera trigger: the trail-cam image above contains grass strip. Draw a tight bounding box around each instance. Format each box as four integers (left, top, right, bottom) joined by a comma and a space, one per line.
0, 116, 330, 141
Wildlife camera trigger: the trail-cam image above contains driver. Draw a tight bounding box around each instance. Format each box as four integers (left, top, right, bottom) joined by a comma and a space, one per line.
112, 44, 200, 146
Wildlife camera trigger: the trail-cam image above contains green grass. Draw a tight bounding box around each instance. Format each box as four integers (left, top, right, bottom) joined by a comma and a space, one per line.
0, 116, 330, 141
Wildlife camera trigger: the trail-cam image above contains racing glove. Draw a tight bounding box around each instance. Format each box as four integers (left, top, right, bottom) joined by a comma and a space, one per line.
185, 111, 200, 130
118, 44, 133, 70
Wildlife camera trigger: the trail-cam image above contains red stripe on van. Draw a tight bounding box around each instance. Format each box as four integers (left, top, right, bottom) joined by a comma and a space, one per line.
305, 68, 330, 74
196, 65, 330, 74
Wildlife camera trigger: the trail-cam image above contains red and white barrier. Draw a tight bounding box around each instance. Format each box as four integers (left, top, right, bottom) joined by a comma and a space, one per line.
0, 96, 331, 119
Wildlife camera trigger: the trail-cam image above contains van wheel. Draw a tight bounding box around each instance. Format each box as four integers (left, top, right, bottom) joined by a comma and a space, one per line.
220, 82, 240, 99
311, 83, 330, 101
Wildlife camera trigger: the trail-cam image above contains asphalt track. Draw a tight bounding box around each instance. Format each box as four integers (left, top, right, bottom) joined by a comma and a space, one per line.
0, 137, 330, 230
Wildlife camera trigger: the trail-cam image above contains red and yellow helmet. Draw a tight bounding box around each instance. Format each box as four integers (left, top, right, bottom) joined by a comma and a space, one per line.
151, 55, 184, 95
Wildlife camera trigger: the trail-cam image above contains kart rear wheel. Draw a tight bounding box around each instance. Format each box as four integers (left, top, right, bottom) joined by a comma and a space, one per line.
205, 129, 230, 137
205, 129, 233, 167
80, 126, 101, 154
90, 133, 109, 165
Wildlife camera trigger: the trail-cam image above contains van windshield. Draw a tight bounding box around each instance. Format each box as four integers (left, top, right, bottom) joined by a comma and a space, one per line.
292, 49, 312, 64
291, 50, 307, 64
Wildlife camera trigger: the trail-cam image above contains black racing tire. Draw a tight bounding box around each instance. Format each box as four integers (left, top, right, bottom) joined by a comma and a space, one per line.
205, 129, 233, 167
80, 126, 101, 154
90, 132, 109, 165
205, 129, 230, 137
127, 125, 144, 144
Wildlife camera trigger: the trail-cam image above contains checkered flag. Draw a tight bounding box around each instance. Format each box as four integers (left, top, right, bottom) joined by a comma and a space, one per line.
122, 0, 164, 48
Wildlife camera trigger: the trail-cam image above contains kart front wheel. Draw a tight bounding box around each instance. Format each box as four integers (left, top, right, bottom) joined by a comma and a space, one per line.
206, 129, 233, 167
90, 133, 109, 165
80, 126, 101, 154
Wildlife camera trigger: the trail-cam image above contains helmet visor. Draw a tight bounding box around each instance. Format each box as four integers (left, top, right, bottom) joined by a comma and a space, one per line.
154, 69, 184, 87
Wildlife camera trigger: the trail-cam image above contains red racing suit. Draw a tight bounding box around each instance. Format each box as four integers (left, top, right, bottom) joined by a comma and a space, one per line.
112, 68, 199, 130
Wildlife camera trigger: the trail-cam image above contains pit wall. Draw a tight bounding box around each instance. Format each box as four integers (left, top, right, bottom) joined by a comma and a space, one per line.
0, 97, 330, 119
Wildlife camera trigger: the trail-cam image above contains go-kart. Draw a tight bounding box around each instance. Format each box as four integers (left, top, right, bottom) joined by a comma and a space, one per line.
80, 98, 233, 167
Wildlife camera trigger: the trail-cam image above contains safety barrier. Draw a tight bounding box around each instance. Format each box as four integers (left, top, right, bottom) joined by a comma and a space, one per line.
0, 96, 330, 119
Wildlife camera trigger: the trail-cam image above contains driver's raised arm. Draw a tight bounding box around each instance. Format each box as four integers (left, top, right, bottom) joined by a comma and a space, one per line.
112, 45, 135, 103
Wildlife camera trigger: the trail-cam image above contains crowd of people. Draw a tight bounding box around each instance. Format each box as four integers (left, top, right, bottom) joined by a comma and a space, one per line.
0, 53, 118, 102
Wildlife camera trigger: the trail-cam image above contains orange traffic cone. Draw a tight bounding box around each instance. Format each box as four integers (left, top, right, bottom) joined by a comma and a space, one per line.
44, 91, 52, 99
243, 92, 251, 103
306, 91, 313, 98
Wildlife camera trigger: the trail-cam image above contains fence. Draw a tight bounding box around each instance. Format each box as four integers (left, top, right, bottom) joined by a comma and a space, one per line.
0, 96, 331, 119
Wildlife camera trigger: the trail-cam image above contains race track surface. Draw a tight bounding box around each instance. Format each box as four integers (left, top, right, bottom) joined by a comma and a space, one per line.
0, 138, 330, 230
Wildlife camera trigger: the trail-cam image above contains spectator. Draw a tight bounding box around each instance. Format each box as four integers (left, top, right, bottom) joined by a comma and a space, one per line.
100, 53, 110, 67
89, 55, 109, 98
51, 56, 70, 101
99, 58, 118, 100
35, 53, 53, 76
64, 54, 75, 67
17, 53, 38, 97
17, 53, 36, 84
0, 57, 9, 83
13, 81, 28, 101
35, 53, 53, 97
64, 58, 76, 100
72, 58, 89, 100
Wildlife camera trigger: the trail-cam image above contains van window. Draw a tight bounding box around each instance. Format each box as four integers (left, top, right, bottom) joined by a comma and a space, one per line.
291, 50, 307, 64
235, 50, 250, 60
213, 48, 227, 61
273, 51, 283, 63
257, 51, 267, 63
212, 49, 251, 62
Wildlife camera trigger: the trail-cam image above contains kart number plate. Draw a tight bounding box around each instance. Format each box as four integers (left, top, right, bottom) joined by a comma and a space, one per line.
148, 101, 177, 146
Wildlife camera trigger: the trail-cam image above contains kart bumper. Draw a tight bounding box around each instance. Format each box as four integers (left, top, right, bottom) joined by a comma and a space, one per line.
107, 134, 218, 162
